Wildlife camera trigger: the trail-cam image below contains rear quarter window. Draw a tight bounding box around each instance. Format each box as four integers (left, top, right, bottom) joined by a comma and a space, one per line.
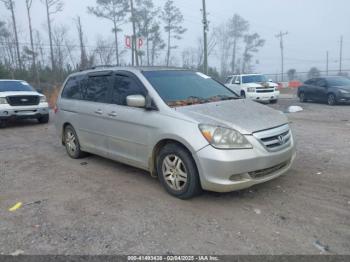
61, 77, 81, 100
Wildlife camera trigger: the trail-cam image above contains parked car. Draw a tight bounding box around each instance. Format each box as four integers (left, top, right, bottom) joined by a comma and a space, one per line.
298, 76, 350, 105
0, 80, 49, 127
55, 67, 296, 199
225, 74, 280, 103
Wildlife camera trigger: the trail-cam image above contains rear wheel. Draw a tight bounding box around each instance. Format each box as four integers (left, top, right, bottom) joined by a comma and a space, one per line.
327, 93, 337, 106
64, 125, 86, 159
299, 92, 307, 103
157, 143, 202, 199
38, 114, 49, 124
241, 91, 246, 98
0, 120, 7, 128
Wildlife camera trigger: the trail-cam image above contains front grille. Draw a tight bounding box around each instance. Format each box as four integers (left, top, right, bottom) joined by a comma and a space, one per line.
253, 124, 291, 152
6, 95, 40, 106
249, 161, 289, 179
256, 89, 274, 93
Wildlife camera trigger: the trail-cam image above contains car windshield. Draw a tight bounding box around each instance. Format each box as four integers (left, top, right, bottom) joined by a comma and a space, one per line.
327, 77, 350, 86
143, 70, 239, 107
0, 81, 35, 92
242, 75, 267, 83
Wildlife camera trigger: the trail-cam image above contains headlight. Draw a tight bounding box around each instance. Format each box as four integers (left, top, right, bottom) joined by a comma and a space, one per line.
40, 96, 47, 102
339, 89, 349, 94
0, 97, 8, 104
199, 124, 253, 149
247, 87, 256, 92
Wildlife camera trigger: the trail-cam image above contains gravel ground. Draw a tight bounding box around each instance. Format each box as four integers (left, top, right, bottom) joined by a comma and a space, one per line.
0, 98, 349, 255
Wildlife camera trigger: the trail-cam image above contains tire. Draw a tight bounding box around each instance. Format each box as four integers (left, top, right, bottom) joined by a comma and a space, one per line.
299, 92, 307, 103
270, 99, 278, 104
38, 114, 49, 124
63, 125, 87, 159
156, 143, 202, 199
241, 91, 246, 99
327, 93, 337, 106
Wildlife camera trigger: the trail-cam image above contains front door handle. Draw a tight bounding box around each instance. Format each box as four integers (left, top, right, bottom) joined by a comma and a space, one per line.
94, 109, 103, 115
108, 111, 117, 117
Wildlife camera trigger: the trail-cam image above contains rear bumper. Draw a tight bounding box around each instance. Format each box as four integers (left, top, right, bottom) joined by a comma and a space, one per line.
194, 134, 296, 193
0, 103, 49, 120
246, 91, 280, 101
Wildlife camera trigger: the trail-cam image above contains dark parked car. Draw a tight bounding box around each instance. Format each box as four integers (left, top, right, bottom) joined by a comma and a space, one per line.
297, 76, 350, 105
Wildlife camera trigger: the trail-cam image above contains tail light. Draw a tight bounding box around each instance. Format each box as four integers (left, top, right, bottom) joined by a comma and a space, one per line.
54, 105, 58, 114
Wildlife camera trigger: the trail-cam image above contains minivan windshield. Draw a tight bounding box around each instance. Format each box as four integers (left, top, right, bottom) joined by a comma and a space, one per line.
143, 70, 239, 107
242, 75, 267, 84
0, 81, 35, 92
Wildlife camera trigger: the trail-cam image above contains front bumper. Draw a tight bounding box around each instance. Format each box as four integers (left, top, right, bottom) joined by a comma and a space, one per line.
246, 91, 280, 101
0, 103, 49, 120
337, 92, 350, 102
194, 134, 296, 192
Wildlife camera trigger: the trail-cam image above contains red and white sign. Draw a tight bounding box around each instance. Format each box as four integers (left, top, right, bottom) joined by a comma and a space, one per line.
125, 35, 144, 49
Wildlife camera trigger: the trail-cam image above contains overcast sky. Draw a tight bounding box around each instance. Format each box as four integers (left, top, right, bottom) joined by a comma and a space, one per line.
1, 0, 350, 74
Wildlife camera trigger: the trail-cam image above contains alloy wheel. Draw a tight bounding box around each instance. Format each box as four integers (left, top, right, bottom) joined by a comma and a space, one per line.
162, 154, 188, 191
65, 130, 77, 156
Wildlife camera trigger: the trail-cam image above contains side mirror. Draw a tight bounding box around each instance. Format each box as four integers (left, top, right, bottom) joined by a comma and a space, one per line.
235, 80, 240, 84
126, 95, 146, 108
36, 88, 43, 94
268, 79, 273, 83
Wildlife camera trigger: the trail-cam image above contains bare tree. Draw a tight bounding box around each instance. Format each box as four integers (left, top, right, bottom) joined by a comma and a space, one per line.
242, 33, 265, 73
228, 14, 249, 73
1, 0, 21, 69
161, 0, 186, 67
25, 0, 40, 85
214, 23, 232, 77
94, 38, 115, 65
88, 0, 129, 66
76, 16, 89, 70
42, 0, 64, 71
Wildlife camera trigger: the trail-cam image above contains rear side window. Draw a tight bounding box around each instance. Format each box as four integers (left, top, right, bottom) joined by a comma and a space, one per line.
304, 79, 315, 85
61, 77, 81, 99
111, 75, 147, 106
80, 75, 111, 103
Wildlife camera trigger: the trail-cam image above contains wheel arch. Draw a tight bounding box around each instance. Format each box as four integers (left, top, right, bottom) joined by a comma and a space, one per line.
149, 138, 198, 178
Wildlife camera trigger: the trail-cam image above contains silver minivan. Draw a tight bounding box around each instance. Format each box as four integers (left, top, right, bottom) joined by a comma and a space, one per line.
55, 67, 296, 199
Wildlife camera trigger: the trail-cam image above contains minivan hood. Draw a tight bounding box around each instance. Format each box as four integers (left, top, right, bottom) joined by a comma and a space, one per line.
176, 99, 288, 134
0, 91, 42, 97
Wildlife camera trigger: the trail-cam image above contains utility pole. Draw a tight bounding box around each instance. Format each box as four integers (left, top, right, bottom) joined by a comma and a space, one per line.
275, 31, 288, 81
326, 51, 329, 75
201, 0, 208, 74
130, 0, 139, 66
339, 35, 343, 74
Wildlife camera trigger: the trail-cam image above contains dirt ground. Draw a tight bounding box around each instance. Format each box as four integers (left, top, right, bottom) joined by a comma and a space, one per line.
0, 98, 349, 255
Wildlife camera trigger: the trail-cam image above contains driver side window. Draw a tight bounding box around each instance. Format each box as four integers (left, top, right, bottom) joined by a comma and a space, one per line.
111, 75, 147, 106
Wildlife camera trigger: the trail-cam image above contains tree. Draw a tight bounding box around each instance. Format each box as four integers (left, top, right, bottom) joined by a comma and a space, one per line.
0, 0, 21, 69
134, 0, 159, 66
308, 67, 321, 79
241, 33, 265, 73
287, 68, 297, 81
76, 16, 89, 70
88, 0, 129, 66
228, 14, 249, 73
148, 24, 165, 66
214, 23, 232, 77
42, 0, 64, 71
25, 0, 40, 85
161, 0, 186, 67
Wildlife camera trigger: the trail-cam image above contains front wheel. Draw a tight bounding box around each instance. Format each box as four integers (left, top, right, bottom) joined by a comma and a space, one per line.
270, 99, 278, 104
299, 92, 307, 103
157, 144, 202, 199
327, 93, 337, 106
64, 125, 86, 159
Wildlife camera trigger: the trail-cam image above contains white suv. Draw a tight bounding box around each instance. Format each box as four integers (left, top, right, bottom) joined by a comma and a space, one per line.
225, 74, 280, 103
0, 80, 49, 127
